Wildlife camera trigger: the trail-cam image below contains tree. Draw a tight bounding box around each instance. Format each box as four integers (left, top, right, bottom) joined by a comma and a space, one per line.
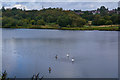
37, 19, 45, 25
2, 17, 18, 28
46, 16, 56, 23
18, 20, 24, 26
97, 6, 108, 15
2, 6, 5, 12
30, 20, 35, 25
104, 15, 111, 20
110, 14, 118, 24
105, 20, 113, 25
71, 17, 86, 27
57, 16, 72, 27
2, 7, 118, 29
97, 19, 106, 25
92, 15, 101, 25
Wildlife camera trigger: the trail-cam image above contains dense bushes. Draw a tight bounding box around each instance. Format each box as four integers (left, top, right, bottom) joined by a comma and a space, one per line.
92, 14, 118, 25
1, 6, 120, 28
79, 6, 119, 26
2, 7, 87, 28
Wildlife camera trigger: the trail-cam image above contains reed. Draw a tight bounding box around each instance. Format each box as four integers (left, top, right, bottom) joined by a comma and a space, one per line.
1, 71, 43, 80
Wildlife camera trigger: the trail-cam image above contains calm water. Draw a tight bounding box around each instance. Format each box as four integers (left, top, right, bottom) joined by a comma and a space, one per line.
2, 29, 118, 78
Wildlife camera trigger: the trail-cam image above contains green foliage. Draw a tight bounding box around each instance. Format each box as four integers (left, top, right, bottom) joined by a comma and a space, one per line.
2, 17, 18, 28
60, 26, 119, 31
30, 20, 36, 25
57, 16, 72, 27
37, 19, 45, 25
71, 17, 86, 27
92, 15, 101, 25
46, 16, 56, 23
2, 8, 86, 28
105, 20, 113, 25
1, 6, 119, 28
97, 6, 108, 16
92, 14, 116, 25
110, 14, 118, 24
97, 19, 106, 25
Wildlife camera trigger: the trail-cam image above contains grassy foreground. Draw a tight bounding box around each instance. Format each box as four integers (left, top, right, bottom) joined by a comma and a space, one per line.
4, 25, 120, 31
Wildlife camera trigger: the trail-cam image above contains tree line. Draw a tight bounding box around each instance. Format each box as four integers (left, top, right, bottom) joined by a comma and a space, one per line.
1, 6, 120, 28
76, 6, 120, 25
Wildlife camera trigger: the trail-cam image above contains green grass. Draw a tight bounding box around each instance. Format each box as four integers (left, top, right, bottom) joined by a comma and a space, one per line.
2, 25, 120, 31
60, 26, 119, 31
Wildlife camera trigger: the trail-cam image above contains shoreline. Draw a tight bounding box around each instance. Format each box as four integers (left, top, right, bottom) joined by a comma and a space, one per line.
1, 26, 120, 31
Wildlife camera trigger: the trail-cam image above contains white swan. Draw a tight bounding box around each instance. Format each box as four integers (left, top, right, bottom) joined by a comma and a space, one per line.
72, 58, 74, 62
67, 53, 69, 57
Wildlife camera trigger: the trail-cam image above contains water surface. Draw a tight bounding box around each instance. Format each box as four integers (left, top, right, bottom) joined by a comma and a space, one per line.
2, 29, 118, 78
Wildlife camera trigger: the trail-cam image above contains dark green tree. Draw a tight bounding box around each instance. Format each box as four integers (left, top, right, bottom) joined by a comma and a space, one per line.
37, 19, 45, 25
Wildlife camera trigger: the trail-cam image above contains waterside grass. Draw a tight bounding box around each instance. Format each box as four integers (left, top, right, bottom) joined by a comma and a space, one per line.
2, 25, 120, 31
1, 71, 43, 80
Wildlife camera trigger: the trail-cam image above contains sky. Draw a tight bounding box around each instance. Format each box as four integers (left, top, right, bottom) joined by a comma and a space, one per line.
1, 1, 120, 11
1, 0, 120, 2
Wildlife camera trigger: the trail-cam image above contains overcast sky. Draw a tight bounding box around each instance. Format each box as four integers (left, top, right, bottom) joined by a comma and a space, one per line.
1, 0, 120, 2
1, 1, 119, 11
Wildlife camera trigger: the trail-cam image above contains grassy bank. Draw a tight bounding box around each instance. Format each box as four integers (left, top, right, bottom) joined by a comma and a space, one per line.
3, 25, 120, 31
60, 26, 119, 31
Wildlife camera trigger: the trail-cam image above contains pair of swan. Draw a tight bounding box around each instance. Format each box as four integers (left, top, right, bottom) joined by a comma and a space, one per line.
67, 53, 75, 62
55, 53, 75, 62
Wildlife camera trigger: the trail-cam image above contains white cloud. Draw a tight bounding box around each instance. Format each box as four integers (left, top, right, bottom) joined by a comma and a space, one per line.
13, 4, 28, 10
4, 4, 29, 10
2, 2, 118, 10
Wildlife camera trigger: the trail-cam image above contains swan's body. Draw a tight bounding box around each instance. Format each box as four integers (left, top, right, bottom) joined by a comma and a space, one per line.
67, 54, 69, 57
72, 58, 74, 62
